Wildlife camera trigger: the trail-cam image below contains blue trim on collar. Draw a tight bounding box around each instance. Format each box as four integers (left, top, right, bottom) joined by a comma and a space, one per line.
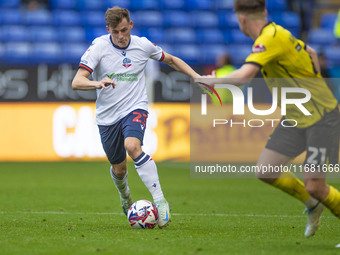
110, 35, 131, 50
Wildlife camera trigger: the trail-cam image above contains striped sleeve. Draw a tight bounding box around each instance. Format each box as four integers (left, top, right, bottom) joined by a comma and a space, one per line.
79, 39, 101, 74
159, 51, 165, 62
79, 63, 93, 73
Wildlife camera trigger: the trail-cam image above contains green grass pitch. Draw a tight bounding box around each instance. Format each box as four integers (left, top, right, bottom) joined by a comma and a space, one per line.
0, 162, 339, 255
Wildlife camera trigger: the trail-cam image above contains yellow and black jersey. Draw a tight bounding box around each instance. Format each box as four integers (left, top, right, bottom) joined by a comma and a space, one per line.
245, 22, 338, 128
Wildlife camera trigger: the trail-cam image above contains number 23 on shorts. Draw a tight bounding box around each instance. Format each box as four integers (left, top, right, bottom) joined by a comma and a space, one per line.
132, 111, 147, 127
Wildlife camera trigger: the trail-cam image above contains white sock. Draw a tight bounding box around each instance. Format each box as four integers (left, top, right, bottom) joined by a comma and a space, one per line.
110, 167, 130, 199
133, 152, 164, 202
304, 196, 319, 209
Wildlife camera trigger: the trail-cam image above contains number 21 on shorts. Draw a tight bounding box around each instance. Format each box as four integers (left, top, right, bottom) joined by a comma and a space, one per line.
306, 146, 327, 165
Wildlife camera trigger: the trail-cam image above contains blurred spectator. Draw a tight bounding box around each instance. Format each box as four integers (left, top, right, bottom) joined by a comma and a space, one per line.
335, 9, 340, 42
287, 0, 314, 39
21, 0, 48, 10
214, 53, 237, 104
216, 53, 236, 77
215, 54, 236, 77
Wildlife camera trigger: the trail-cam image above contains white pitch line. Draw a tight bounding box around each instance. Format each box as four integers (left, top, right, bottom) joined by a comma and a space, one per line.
0, 211, 333, 218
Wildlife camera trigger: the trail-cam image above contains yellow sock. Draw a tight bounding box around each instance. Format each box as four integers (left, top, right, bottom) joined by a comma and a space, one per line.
272, 172, 310, 203
322, 185, 340, 218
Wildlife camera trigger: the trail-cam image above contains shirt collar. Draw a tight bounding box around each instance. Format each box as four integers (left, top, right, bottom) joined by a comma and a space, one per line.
259, 21, 274, 36
110, 35, 131, 50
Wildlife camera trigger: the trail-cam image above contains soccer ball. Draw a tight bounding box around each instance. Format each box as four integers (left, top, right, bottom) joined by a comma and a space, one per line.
127, 200, 158, 229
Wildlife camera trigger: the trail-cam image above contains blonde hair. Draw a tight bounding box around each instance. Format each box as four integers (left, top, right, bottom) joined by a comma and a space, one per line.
105, 6, 130, 28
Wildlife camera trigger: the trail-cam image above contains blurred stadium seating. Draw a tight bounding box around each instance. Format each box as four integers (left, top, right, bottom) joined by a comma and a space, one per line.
52, 10, 81, 26
33, 42, 61, 64
0, 0, 338, 69
324, 46, 340, 67
320, 12, 338, 29
308, 28, 336, 46
266, 0, 287, 12
271, 11, 301, 37
163, 10, 191, 27
0, 0, 20, 8
5, 42, 32, 64
200, 44, 228, 64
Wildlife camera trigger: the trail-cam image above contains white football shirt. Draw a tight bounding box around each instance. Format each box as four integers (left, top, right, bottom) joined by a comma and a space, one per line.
79, 34, 164, 125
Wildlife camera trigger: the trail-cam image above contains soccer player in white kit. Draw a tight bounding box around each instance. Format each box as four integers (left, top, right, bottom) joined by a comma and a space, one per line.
72, 6, 200, 228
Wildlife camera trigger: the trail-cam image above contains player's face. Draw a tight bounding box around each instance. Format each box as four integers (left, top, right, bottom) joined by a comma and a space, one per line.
107, 18, 133, 48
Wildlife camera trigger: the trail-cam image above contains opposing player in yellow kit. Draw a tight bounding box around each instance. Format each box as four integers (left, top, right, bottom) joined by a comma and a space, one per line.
199, 0, 340, 238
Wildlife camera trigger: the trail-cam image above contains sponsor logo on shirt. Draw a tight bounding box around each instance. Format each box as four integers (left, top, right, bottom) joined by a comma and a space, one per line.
106, 72, 139, 82
121, 51, 126, 56
106, 73, 115, 79
116, 73, 138, 82
122, 58, 132, 68
252, 44, 266, 53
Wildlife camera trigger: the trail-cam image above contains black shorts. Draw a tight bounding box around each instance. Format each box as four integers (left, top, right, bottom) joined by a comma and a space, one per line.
266, 107, 340, 166
98, 109, 148, 165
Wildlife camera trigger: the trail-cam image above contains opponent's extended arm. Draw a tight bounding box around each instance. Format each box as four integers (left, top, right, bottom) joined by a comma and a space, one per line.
305, 45, 321, 74
196, 63, 260, 86
161, 52, 201, 79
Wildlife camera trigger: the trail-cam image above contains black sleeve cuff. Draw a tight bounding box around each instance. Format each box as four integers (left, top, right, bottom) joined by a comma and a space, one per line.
244, 61, 262, 68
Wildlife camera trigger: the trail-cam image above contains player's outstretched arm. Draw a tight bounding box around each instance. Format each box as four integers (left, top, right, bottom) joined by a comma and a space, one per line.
223, 63, 259, 82
161, 52, 201, 79
72, 68, 116, 90
305, 45, 321, 74
195, 63, 259, 86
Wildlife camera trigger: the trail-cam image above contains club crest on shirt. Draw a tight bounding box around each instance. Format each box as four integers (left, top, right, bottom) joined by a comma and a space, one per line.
122, 58, 132, 68
252, 44, 266, 53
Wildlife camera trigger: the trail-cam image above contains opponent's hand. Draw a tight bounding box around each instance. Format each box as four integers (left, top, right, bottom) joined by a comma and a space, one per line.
194, 70, 217, 85
97, 77, 116, 89
202, 70, 216, 78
